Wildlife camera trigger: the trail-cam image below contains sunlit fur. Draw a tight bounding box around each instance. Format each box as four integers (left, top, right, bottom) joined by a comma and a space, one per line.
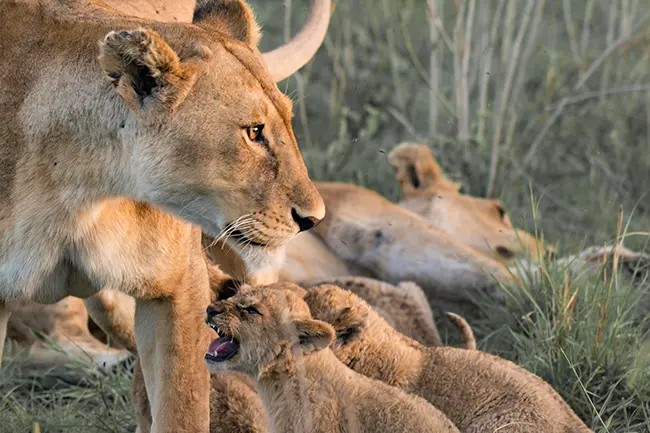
0, 1, 324, 431
301, 276, 474, 349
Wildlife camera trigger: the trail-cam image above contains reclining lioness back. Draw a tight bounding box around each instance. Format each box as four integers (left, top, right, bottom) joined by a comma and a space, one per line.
305, 284, 593, 433
204, 283, 461, 433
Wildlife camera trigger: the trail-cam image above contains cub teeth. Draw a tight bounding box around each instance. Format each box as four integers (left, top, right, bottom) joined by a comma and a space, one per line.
207, 322, 228, 338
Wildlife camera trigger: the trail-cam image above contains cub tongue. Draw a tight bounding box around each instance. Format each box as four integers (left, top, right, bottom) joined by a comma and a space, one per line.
208, 336, 232, 355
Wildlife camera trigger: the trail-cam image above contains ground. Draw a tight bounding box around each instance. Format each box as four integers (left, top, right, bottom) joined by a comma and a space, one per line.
1, 1, 649, 432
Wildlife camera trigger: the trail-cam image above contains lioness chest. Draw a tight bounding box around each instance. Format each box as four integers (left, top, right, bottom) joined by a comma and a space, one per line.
0, 199, 191, 303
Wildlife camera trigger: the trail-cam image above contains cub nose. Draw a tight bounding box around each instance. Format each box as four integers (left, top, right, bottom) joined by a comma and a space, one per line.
206, 304, 222, 321
291, 208, 322, 232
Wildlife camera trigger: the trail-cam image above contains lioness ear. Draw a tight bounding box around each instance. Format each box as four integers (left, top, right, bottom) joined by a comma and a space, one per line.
193, 0, 260, 47
98, 29, 198, 113
293, 319, 334, 355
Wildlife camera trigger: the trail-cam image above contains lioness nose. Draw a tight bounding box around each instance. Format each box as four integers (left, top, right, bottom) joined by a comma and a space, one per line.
291, 208, 322, 232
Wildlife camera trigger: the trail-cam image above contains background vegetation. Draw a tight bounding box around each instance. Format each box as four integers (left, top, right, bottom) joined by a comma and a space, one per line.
1, 1, 649, 432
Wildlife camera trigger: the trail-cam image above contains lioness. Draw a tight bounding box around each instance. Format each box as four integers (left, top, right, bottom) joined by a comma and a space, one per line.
0, 0, 329, 431
299, 182, 514, 300
305, 284, 593, 433
204, 283, 461, 433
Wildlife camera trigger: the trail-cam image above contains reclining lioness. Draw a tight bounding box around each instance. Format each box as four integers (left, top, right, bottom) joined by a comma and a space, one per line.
0, 0, 329, 431
204, 283, 461, 433
305, 284, 593, 433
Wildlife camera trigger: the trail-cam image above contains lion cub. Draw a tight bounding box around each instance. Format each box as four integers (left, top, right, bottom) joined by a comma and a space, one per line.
305, 284, 593, 433
204, 283, 461, 433
302, 276, 475, 349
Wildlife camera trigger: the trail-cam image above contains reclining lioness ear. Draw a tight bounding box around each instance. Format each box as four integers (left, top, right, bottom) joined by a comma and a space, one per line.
388, 142, 461, 199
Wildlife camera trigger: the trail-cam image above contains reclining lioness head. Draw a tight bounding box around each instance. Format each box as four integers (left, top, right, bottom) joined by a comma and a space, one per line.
97, 0, 325, 260
204, 283, 334, 377
388, 143, 550, 263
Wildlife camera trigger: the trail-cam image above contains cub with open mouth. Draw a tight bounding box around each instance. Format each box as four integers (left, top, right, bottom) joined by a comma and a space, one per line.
204, 283, 461, 433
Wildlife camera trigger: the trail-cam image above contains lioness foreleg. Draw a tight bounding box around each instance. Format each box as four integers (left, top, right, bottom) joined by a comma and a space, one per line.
0, 301, 9, 366
134, 277, 211, 433
132, 359, 153, 433
84, 288, 137, 353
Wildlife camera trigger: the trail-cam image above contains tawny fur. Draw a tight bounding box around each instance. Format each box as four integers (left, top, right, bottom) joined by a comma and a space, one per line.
5, 297, 131, 372
443, 312, 476, 350
300, 276, 443, 346
0, 1, 328, 432
298, 182, 514, 301
205, 284, 461, 433
132, 360, 268, 433
305, 285, 593, 433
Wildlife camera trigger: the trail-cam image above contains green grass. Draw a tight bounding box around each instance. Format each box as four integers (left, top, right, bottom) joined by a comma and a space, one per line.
0, 356, 136, 433
472, 260, 650, 432
2, 0, 650, 432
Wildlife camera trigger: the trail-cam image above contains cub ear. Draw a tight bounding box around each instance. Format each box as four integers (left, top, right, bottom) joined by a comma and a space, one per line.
193, 0, 260, 47
98, 28, 198, 113
334, 306, 369, 344
293, 319, 335, 355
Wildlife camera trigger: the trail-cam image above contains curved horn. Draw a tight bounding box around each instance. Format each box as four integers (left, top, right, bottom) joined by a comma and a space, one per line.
262, 0, 332, 83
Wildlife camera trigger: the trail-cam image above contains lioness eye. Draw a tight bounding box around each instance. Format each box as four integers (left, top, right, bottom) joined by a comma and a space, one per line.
244, 306, 261, 315
246, 125, 265, 143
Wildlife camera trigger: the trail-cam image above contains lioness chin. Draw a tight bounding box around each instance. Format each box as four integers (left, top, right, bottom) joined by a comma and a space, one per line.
0, 0, 330, 431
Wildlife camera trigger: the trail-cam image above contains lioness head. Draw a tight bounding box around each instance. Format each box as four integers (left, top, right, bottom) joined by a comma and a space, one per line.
204, 283, 334, 377
97, 1, 327, 266
388, 143, 551, 263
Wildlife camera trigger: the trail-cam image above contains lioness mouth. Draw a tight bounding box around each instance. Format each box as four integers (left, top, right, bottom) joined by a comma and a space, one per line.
230, 229, 268, 248
206, 324, 240, 363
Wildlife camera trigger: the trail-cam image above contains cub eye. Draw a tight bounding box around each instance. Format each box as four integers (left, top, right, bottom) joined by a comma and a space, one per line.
244, 305, 261, 315
496, 205, 506, 220
246, 125, 265, 143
